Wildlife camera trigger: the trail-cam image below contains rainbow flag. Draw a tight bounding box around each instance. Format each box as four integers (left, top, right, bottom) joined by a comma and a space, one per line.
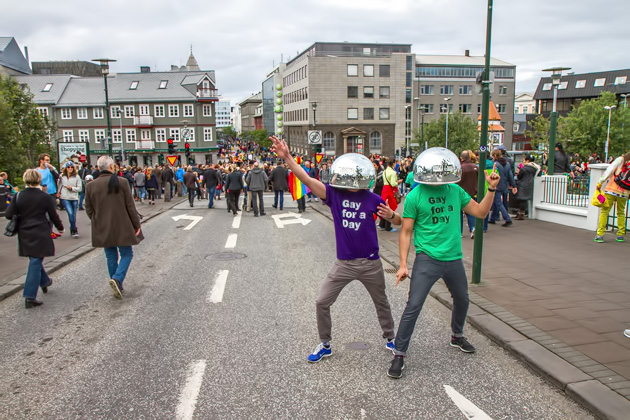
289, 171, 309, 201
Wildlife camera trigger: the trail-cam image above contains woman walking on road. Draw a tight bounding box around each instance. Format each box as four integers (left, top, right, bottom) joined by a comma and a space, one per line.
145, 167, 158, 205
5, 169, 64, 308
58, 161, 82, 238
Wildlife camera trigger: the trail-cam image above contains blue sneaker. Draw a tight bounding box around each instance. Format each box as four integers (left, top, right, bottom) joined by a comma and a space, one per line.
386, 339, 395, 353
307, 342, 332, 363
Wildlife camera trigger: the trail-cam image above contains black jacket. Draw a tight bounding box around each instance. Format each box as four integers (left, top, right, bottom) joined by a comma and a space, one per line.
5, 188, 64, 258
269, 166, 289, 191
225, 170, 244, 191
202, 169, 221, 188
162, 167, 174, 185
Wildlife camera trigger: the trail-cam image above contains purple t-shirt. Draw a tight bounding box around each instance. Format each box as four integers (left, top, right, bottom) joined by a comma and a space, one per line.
323, 184, 385, 260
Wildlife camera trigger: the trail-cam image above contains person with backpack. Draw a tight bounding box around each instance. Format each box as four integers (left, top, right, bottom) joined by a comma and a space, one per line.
594, 151, 630, 243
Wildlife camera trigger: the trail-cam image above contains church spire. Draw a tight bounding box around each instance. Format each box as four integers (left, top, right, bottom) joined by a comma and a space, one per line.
186, 45, 200, 71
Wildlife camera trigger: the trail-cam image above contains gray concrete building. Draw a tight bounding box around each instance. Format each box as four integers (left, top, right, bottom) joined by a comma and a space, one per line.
238, 92, 263, 132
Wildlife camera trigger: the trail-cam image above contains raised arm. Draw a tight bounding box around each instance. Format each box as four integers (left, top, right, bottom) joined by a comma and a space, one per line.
464, 163, 500, 218
270, 135, 326, 200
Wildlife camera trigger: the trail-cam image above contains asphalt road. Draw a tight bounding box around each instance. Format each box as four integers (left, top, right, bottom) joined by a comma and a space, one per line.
0, 194, 593, 419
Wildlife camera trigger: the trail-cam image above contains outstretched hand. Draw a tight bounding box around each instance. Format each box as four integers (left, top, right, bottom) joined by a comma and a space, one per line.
485, 163, 500, 189
270, 135, 290, 160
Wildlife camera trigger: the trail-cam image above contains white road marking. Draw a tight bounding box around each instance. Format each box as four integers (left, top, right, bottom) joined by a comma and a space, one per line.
232, 211, 242, 229
272, 212, 312, 228
444, 385, 493, 420
172, 214, 203, 230
207, 270, 229, 303
176, 360, 207, 420
225, 233, 237, 249
360, 408, 367, 419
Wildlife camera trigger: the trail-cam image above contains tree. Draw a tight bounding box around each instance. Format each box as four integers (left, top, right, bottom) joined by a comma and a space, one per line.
0, 75, 55, 185
524, 114, 551, 152
415, 112, 479, 155
244, 129, 271, 149
219, 125, 237, 142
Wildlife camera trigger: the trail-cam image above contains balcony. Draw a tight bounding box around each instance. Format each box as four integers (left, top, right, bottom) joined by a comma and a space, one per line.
133, 115, 154, 126
197, 89, 219, 99
135, 140, 154, 150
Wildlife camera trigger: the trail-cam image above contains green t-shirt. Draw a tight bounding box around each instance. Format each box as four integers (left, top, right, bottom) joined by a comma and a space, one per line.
402, 184, 471, 261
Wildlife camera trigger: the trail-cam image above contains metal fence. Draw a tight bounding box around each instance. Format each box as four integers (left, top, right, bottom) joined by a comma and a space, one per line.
541, 174, 590, 208
607, 200, 630, 232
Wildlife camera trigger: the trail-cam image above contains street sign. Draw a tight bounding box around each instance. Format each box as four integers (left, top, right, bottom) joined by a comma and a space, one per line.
166, 155, 178, 166
315, 153, 324, 164
272, 213, 311, 229
357, 144, 363, 152
182, 128, 191, 140
172, 214, 203, 230
79, 154, 87, 163
307, 130, 322, 145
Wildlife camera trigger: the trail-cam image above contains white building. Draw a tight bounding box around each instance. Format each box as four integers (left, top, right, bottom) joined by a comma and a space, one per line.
515, 93, 535, 114
215, 99, 232, 127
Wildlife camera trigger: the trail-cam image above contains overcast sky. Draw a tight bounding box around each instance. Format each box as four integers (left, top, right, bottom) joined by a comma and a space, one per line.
4, 0, 629, 105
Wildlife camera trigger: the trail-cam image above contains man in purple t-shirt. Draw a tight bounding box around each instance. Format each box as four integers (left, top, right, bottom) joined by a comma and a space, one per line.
271, 135, 402, 363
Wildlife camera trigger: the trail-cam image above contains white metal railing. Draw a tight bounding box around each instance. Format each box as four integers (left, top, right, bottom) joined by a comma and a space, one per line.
133, 115, 154, 126
197, 89, 219, 98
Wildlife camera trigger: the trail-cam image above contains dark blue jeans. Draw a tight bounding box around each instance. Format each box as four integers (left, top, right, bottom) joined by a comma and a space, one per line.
23, 257, 51, 299
60, 199, 78, 232
104, 246, 133, 284
394, 253, 469, 355
460, 211, 476, 233
491, 190, 512, 223
274, 190, 284, 209
207, 186, 216, 208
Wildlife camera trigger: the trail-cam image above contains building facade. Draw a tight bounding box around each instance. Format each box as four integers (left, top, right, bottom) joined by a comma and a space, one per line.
215, 99, 232, 128
0, 37, 31, 76
16, 66, 220, 167
514, 93, 535, 115
238, 92, 262, 133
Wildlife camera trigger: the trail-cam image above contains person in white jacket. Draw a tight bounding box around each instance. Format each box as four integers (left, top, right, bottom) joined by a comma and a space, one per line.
58, 161, 82, 238
594, 151, 630, 243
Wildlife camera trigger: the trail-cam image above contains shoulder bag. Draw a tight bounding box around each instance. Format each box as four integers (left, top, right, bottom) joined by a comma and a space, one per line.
4, 192, 19, 237
385, 172, 401, 204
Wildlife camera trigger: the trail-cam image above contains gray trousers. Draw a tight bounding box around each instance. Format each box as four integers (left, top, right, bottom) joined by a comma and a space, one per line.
316, 258, 395, 343
394, 252, 469, 356
164, 182, 172, 202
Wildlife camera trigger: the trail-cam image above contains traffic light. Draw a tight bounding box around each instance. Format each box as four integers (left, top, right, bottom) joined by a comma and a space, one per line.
167, 138, 175, 154
185, 142, 191, 158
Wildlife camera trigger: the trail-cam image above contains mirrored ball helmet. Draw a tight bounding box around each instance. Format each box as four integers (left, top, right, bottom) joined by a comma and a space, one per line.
413, 147, 462, 184
329, 153, 376, 189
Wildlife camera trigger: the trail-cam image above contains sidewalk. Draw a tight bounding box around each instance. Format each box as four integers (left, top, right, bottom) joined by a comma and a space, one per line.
308, 201, 630, 420
0, 195, 186, 300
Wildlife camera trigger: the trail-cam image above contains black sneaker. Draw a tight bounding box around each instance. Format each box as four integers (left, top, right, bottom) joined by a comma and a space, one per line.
450, 336, 476, 353
387, 355, 405, 378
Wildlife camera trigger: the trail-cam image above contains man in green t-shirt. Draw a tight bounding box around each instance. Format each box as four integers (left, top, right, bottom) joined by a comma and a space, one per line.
387, 148, 500, 379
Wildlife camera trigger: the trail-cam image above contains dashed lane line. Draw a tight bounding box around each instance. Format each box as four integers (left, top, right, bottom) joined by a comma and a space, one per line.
444, 385, 493, 420
225, 233, 237, 249
207, 270, 229, 303
176, 360, 207, 420
232, 211, 242, 229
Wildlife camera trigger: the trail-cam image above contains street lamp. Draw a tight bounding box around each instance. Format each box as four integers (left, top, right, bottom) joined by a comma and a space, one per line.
413, 97, 424, 155
604, 105, 617, 162
621, 93, 629, 108
311, 101, 317, 158
92, 58, 117, 157
444, 97, 451, 149
542, 66, 571, 175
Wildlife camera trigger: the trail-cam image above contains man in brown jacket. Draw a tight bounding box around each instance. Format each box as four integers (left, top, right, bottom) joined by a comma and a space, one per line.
85, 156, 143, 299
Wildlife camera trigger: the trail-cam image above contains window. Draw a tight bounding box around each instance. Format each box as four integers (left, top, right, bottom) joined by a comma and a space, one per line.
406, 72, 412, 88
615, 76, 627, 85
61, 108, 72, 119
420, 104, 434, 113
183, 104, 194, 117
159, 80, 168, 89
370, 131, 382, 152
76, 108, 88, 119
155, 128, 166, 142
379, 65, 390, 77
130, 81, 139, 90
347, 64, 358, 76
112, 129, 122, 143
477, 104, 482, 113
542, 83, 552, 91
575, 80, 586, 89
78, 130, 89, 142
594, 78, 606, 87
203, 127, 213, 142
63, 130, 73, 142
347, 86, 358, 98
363, 86, 374, 98
347, 108, 358, 120
111, 106, 121, 118
498, 86, 508, 95
203, 104, 212, 116
93, 108, 104, 119
440, 104, 453, 114
379, 86, 390, 99
406, 89, 412, 104
497, 104, 507, 113
140, 129, 151, 140
154, 105, 165, 118
406, 55, 413, 71
139, 104, 150, 116
420, 85, 434, 95
379, 108, 390, 120
363, 64, 374, 77
125, 129, 137, 143
95, 129, 105, 143
187, 129, 195, 142
558, 81, 568, 90
124, 105, 135, 118
459, 104, 472, 113
364, 108, 374, 120
440, 85, 453, 95
42, 83, 53, 92
522, 105, 529, 113
323, 132, 335, 150
459, 85, 473, 95
168, 104, 179, 117
169, 128, 180, 142
36, 107, 49, 117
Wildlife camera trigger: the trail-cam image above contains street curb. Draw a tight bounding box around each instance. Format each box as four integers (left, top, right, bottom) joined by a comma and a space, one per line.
0, 198, 186, 302
306, 201, 630, 419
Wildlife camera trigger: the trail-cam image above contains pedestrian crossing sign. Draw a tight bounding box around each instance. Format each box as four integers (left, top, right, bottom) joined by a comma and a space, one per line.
166, 155, 178, 166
